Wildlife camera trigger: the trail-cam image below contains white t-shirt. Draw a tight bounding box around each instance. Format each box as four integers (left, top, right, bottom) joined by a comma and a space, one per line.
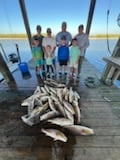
42, 37, 56, 52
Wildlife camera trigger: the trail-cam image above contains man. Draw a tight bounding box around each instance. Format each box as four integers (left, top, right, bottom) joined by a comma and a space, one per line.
75, 24, 89, 78
56, 21, 72, 46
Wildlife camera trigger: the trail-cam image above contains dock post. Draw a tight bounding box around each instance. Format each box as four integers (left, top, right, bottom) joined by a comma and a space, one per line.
86, 0, 96, 35
19, 0, 32, 49
0, 52, 16, 84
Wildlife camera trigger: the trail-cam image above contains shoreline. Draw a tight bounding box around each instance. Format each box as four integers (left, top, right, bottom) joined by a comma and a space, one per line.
0, 37, 119, 40
0, 34, 119, 40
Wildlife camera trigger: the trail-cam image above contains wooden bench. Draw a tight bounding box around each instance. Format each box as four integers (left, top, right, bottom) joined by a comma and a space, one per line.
103, 57, 120, 70
102, 57, 120, 85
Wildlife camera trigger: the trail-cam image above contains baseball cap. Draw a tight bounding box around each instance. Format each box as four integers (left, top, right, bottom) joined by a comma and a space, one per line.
36, 25, 41, 30
47, 28, 52, 33
78, 24, 84, 29
62, 21, 67, 26
33, 35, 39, 40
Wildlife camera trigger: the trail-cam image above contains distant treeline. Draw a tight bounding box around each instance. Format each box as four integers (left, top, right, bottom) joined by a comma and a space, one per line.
0, 33, 119, 39
90, 34, 120, 39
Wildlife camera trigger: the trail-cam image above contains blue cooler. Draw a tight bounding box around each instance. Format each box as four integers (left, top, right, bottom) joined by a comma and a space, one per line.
18, 62, 29, 73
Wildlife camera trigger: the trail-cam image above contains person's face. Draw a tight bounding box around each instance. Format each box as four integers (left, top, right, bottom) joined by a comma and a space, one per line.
62, 25, 66, 31
72, 40, 77, 46
61, 39, 66, 45
78, 27, 83, 33
46, 46, 51, 52
47, 30, 52, 36
34, 40, 39, 46
37, 28, 41, 34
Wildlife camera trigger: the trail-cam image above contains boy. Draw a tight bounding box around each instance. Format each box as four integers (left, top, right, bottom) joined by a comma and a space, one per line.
57, 36, 69, 75
69, 38, 80, 79
32, 36, 43, 78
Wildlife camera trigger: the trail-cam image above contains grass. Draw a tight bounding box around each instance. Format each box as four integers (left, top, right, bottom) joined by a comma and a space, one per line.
0, 33, 119, 39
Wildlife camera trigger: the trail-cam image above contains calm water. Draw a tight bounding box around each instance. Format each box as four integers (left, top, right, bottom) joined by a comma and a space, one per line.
0, 38, 120, 87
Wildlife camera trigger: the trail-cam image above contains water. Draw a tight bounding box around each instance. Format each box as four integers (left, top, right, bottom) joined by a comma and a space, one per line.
0, 39, 32, 62
86, 39, 117, 72
85, 38, 120, 88
0, 38, 120, 88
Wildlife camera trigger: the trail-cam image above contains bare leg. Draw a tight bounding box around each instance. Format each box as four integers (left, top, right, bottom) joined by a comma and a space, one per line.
59, 65, 62, 74
64, 65, 68, 75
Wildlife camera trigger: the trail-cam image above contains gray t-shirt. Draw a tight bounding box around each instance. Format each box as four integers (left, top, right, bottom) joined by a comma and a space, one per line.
56, 31, 72, 46
75, 33, 89, 56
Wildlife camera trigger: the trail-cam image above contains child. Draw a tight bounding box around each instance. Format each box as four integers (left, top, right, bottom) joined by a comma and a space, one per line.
57, 36, 69, 75
44, 45, 54, 77
69, 38, 80, 79
32, 36, 43, 78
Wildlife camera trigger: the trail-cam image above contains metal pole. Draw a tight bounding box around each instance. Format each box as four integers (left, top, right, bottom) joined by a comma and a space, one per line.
15, 44, 21, 63
86, 0, 96, 35
19, 0, 32, 49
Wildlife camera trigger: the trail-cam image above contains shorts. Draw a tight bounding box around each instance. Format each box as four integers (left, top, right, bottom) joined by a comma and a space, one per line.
52, 58, 56, 65
35, 59, 43, 67
69, 62, 78, 69
42, 58, 46, 65
59, 60, 68, 66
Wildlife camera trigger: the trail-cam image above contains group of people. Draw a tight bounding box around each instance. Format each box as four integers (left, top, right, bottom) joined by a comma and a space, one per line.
31, 21, 89, 79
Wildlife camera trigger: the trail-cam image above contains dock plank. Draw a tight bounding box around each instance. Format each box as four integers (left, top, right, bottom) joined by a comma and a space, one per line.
0, 58, 120, 160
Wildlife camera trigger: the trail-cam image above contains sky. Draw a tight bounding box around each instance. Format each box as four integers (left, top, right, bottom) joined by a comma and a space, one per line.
0, 0, 120, 36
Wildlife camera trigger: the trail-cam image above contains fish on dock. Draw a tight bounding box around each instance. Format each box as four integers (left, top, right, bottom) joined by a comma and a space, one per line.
47, 117, 74, 126
64, 125, 94, 135
21, 79, 94, 142
41, 128, 68, 142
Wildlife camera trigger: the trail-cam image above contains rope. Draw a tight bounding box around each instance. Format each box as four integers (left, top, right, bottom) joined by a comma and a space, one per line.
106, 0, 112, 55
106, 9, 111, 55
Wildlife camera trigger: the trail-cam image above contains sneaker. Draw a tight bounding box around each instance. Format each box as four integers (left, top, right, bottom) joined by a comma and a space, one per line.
52, 73, 55, 77
46, 73, 50, 78
42, 71, 46, 77
64, 72, 67, 76
59, 71, 62, 75
77, 74, 80, 79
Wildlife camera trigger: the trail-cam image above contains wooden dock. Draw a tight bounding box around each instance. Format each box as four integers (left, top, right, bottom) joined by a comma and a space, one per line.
0, 58, 120, 160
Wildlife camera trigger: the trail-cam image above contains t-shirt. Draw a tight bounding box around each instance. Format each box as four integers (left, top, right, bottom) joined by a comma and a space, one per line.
56, 31, 72, 46
45, 51, 53, 65
32, 46, 43, 60
70, 46, 80, 63
42, 37, 56, 52
75, 33, 89, 56
57, 45, 69, 61
46, 57, 52, 65
32, 35, 44, 47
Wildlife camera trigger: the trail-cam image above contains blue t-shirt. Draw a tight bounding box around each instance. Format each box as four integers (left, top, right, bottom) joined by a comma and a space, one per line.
57, 45, 69, 61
